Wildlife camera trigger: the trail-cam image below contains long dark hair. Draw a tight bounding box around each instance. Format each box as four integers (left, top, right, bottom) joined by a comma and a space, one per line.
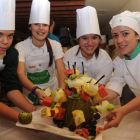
76, 35, 101, 58
28, 24, 53, 67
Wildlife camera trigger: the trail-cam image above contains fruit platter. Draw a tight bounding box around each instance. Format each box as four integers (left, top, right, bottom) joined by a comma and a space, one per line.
16, 64, 115, 140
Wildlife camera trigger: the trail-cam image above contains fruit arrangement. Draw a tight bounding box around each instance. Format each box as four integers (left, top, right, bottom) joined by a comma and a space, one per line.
39, 63, 115, 139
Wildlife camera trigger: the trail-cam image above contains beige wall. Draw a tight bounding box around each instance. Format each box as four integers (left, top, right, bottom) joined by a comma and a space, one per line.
101, 0, 140, 41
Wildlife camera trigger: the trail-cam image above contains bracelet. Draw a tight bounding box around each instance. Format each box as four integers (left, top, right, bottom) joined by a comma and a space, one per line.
32, 86, 41, 98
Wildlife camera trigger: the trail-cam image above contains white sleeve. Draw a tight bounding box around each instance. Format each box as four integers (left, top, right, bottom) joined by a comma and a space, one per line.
51, 40, 64, 60
15, 42, 26, 62
106, 57, 126, 96
95, 50, 113, 85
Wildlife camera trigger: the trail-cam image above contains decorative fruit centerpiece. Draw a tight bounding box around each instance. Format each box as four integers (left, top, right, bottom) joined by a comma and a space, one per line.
39, 62, 115, 139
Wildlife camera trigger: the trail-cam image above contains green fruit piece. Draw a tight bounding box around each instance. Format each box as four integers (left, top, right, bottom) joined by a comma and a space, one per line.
90, 96, 96, 104
107, 104, 115, 112
50, 91, 56, 98
71, 92, 80, 98
88, 136, 96, 140
56, 87, 63, 91
69, 74, 78, 80
90, 106, 98, 113
63, 78, 68, 84
18, 112, 32, 124
51, 101, 56, 109
80, 74, 89, 77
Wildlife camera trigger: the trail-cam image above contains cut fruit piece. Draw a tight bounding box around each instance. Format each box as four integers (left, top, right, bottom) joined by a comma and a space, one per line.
54, 107, 66, 120
42, 97, 53, 107
95, 104, 102, 113
53, 91, 60, 102
101, 100, 110, 117
41, 107, 51, 118
58, 92, 67, 103
68, 79, 85, 88
51, 108, 59, 117
80, 77, 92, 83
76, 130, 89, 139
107, 103, 115, 111
98, 85, 109, 98
44, 88, 51, 97
80, 90, 90, 101
88, 78, 98, 93
72, 110, 85, 126
64, 89, 72, 96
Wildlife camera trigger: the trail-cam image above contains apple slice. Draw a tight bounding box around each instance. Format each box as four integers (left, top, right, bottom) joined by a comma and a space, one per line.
68, 79, 84, 88
44, 88, 51, 97
101, 100, 110, 117
88, 79, 98, 93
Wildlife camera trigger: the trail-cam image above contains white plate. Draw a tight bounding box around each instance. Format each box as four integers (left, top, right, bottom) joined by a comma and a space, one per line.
16, 107, 102, 140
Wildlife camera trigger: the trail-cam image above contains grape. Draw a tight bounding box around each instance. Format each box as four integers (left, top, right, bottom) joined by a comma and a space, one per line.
89, 118, 97, 126
53, 119, 58, 124
57, 120, 65, 128
83, 122, 90, 129
94, 113, 100, 120
69, 125, 76, 132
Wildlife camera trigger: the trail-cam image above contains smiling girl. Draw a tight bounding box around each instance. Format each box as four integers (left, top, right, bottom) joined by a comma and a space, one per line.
15, 0, 66, 105
63, 6, 113, 86
102, 11, 140, 130
96, 11, 140, 105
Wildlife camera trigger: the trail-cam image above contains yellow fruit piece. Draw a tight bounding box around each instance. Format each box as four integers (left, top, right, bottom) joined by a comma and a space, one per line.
76, 69, 80, 75
41, 107, 51, 118
86, 83, 90, 90
41, 107, 47, 118
22, 113, 28, 117
58, 92, 67, 103
46, 107, 51, 117
72, 110, 85, 126
54, 102, 61, 108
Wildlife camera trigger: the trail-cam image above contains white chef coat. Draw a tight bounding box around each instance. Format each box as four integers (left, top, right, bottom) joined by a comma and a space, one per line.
15, 37, 64, 95
63, 45, 113, 85
107, 54, 140, 96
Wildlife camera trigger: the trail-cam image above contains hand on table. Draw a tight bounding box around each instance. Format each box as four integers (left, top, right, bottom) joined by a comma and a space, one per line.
104, 108, 125, 130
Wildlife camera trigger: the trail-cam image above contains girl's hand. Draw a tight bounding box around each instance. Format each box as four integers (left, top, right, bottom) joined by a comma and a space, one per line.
104, 108, 125, 130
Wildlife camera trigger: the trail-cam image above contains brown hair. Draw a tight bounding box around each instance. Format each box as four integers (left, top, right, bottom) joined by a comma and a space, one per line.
76, 35, 101, 58
28, 24, 53, 67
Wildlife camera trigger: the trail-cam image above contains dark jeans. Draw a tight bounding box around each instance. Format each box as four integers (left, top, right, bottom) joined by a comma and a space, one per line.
121, 84, 136, 105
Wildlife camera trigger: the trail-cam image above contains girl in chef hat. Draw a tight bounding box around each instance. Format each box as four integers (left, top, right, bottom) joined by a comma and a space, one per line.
97, 11, 140, 129
63, 6, 113, 86
15, 0, 66, 105
0, 0, 37, 120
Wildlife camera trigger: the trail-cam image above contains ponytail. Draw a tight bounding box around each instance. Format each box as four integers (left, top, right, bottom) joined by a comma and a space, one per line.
46, 38, 53, 67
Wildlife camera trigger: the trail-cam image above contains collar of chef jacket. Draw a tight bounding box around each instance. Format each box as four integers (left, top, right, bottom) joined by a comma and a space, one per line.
30, 38, 46, 54
124, 42, 140, 60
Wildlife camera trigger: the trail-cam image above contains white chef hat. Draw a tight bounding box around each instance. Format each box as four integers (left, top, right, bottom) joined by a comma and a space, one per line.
109, 11, 140, 35
0, 0, 15, 30
76, 6, 101, 39
101, 35, 106, 44
29, 0, 50, 25
108, 39, 114, 47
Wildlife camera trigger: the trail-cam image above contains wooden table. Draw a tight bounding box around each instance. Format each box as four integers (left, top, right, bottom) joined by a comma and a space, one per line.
0, 107, 140, 140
